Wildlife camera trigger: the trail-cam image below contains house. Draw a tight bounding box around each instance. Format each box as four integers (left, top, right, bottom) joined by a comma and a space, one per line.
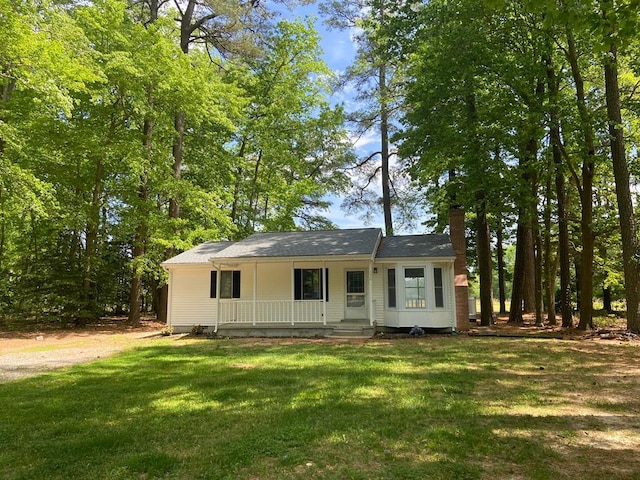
161, 222, 469, 337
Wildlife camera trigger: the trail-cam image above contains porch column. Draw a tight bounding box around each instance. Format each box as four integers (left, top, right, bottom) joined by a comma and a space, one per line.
214, 264, 220, 332
369, 262, 374, 326
253, 262, 257, 326
323, 261, 327, 325
291, 262, 295, 325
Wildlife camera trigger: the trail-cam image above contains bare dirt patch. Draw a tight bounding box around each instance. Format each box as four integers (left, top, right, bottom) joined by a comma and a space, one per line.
469, 313, 640, 344
0, 317, 164, 381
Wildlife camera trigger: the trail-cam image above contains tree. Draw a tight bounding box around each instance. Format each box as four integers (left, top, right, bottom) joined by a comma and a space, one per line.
228, 19, 352, 237
598, 0, 640, 332
321, 0, 405, 235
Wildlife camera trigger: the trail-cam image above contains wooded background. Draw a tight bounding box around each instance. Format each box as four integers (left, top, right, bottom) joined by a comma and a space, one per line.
1, 0, 639, 333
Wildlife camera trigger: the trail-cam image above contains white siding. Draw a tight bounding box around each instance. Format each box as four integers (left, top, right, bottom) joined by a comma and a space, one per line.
168, 266, 216, 327
371, 266, 385, 326
167, 258, 455, 330
378, 260, 456, 329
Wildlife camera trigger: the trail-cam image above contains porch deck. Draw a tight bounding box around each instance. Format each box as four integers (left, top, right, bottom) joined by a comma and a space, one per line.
214, 320, 375, 338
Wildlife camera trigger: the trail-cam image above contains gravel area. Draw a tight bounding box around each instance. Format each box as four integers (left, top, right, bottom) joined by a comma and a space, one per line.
0, 345, 126, 381
0, 321, 163, 382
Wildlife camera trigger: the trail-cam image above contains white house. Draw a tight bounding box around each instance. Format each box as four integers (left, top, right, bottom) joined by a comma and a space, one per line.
161, 228, 469, 337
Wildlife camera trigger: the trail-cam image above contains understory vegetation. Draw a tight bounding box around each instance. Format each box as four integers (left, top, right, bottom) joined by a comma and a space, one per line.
1, 337, 639, 479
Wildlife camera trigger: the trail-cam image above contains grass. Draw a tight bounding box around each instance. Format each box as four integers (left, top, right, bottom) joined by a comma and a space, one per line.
1, 337, 640, 480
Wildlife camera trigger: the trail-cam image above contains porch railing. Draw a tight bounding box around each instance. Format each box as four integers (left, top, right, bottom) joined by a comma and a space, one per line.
218, 300, 324, 325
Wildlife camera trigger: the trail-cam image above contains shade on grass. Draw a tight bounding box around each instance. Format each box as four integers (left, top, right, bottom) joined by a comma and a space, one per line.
1, 338, 640, 479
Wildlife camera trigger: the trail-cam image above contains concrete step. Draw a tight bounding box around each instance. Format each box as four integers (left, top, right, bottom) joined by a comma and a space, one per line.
326, 325, 375, 338
339, 318, 370, 325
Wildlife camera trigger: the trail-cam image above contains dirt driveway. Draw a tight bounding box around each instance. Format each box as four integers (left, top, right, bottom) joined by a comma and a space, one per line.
0, 319, 164, 382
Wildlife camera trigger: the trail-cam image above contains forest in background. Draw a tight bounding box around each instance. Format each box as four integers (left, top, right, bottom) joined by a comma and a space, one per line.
1, 0, 354, 326
2, 0, 640, 333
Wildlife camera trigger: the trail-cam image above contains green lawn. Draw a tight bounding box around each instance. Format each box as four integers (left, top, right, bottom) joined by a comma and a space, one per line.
1, 336, 640, 480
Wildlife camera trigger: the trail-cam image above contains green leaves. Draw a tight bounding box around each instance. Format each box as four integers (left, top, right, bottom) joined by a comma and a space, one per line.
0, 0, 353, 323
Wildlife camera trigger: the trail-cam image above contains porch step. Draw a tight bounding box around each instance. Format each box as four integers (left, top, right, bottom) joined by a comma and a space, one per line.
326, 324, 375, 339
339, 318, 370, 325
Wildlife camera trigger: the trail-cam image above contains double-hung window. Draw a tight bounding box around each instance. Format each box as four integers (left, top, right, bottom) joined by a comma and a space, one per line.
404, 267, 425, 308
294, 268, 328, 301
387, 268, 397, 308
210, 270, 241, 298
434, 267, 444, 308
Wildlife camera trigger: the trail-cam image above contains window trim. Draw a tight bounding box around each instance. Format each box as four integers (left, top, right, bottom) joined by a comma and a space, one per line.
294, 268, 329, 301
210, 270, 241, 299
434, 267, 444, 308
403, 267, 426, 309
387, 268, 397, 309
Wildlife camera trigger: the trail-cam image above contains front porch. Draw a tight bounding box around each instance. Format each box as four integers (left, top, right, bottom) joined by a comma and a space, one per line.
212, 300, 375, 338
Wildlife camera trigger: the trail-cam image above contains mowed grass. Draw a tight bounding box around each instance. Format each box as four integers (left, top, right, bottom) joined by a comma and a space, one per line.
1, 337, 640, 480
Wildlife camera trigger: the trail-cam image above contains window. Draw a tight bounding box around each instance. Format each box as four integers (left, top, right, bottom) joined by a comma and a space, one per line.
210, 270, 240, 299
346, 270, 365, 308
294, 268, 329, 301
404, 267, 425, 308
387, 268, 396, 308
434, 267, 444, 308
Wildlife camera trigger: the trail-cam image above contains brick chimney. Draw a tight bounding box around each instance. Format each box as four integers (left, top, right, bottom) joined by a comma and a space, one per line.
449, 208, 470, 331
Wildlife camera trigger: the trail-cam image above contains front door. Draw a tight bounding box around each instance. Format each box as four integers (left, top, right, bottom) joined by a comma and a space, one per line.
345, 270, 367, 319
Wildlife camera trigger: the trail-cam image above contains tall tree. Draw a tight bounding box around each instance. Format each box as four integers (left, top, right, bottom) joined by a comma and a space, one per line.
321, 0, 403, 235
598, 0, 640, 332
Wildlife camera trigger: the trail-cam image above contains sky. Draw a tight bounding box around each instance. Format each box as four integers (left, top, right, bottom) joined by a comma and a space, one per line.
277, 1, 390, 231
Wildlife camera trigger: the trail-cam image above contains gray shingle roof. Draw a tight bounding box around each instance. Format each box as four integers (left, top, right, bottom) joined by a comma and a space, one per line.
216, 229, 382, 259
376, 234, 455, 259
162, 230, 454, 266
161, 241, 235, 265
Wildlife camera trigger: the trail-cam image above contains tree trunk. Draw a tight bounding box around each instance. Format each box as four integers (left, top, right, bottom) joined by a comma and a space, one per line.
476, 197, 493, 326
81, 157, 103, 320
509, 221, 526, 324
128, 115, 153, 325
542, 170, 556, 325
522, 223, 536, 313
603, 43, 640, 332
565, 28, 595, 330
380, 63, 393, 236
496, 219, 507, 314
574, 255, 581, 314
603, 286, 613, 314
535, 228, 543, 326
545, 50, 572, 328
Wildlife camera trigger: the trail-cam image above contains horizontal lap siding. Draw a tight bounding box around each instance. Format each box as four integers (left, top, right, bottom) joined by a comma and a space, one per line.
169, 267, 215, 327
255, 264, 290, 301
372, 270, 385, 326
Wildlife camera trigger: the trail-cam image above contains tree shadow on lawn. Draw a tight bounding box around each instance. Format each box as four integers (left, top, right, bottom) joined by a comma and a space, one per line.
1, 339, 639, 479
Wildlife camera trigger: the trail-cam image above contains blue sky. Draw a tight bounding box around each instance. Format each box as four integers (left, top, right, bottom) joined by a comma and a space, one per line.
280, 2, 391, 231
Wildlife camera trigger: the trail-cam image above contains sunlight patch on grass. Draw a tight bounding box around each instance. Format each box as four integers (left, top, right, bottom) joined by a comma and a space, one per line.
150, 386, 223, 413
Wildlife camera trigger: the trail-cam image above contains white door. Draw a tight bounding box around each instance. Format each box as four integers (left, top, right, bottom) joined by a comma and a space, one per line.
345, 270, 367, 319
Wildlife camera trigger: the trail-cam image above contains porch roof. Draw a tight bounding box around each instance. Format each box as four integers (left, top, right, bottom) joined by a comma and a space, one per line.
376, 234, 455, 259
